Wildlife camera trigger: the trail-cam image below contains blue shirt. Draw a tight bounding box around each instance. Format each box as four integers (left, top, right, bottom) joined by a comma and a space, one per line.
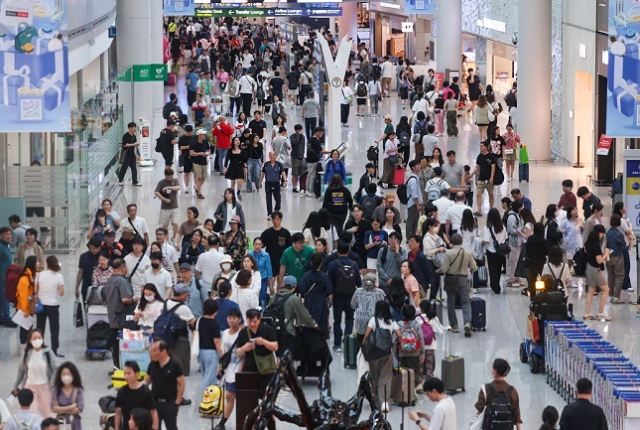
187, 72, 199, 92
247, 250, 273, 279
522, 196, 532, 210
323, 159, 347, 184
186, 276, 209, 319
0, 240, 12, 286
327, 256, 363, 294
214, 298, 243, 330
606, 227, 627, 256
406, 173, 423, 208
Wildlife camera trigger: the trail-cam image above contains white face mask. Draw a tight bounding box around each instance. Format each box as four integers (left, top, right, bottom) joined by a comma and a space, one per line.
31, 339, 43, 349
221, 263, 232, 271
144, 294, 155, 302
61, 375, 73, 385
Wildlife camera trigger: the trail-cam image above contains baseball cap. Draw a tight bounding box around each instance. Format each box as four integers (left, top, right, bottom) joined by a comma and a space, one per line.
383, 114, 392, 120
103, 230, 115, 236
433, 167, 443, 176
170, 111, 178, 117
173, 283, 189, 295
120, 225, 134, 234
284, 275, 297, 287
196, 129, 207, 136
179, 263, 192, 271
366, 163, 374, 169
229, 215, 242, 225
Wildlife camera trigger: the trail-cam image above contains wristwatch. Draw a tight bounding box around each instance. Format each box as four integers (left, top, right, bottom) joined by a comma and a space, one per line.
415, 420, 421, 427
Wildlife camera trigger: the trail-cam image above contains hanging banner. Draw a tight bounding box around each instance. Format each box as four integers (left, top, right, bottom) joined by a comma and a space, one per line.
606, 0, 640, 136
164, 0, 195, 16
403, 0, 435, 15
0, 0, 70, 132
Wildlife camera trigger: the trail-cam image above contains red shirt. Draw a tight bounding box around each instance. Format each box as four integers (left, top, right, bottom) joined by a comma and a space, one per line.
408, 249, 417, 262
558, 192, 577, 209
212, 122, 234, 150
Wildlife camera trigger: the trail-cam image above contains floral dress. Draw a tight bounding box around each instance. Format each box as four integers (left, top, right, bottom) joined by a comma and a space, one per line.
224, 229, 247, 270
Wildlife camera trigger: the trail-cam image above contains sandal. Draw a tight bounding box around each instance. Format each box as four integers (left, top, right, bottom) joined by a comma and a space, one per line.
583, 314, 595, 320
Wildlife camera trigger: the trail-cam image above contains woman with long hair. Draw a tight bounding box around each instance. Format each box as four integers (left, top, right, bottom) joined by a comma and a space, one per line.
87, 209, 113, 241
91, 252, 113, 288
613, 201, 635, 292
195, 299, 223, 394
538, 405, 558, 430
134, 283, 165, 333
318, 208, 339, 251
541, 246, 570, 298
299, 253, 333, 339
431, 147, 444, 168
302, 211, 327, 246
235, 111, 248, 136
483, 208, 507, 294
474, 94, 491, 141
223, 217, 247, 270
559, 205, 581, 288
14, 228, 44, 267
179, 228, 205, 266
395, 115, 412, 163
238, 255, 262, 297
606, 214, 628, 304
387, 277, 410, 322
176, 206, 201, 250
213, 188, 246, 233
224, 136, 248, 200
17, 256, 39, 344
245, 133, 264, 193
381, 207, 403, 237
247, 237, 273, 308
364, 218, 388, 274
544, 204, 563, 247
12, 328, 57, 417
379, 132, 398, 189
52, 361, 84, 429
584, 225, 611, 320
362, 301, 402, 413
35, 255, 64, 357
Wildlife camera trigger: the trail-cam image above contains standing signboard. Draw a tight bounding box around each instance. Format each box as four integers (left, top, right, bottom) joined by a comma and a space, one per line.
623, 149, 640, 234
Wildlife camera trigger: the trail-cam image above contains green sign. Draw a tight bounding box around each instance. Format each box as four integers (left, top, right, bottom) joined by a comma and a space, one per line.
195, 8, 265, 17
133, 64, 168, 82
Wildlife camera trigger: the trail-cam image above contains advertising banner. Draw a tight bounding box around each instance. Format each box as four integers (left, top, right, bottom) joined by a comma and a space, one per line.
403, 0, 435, 15
0, 0, 70, 132
596, 134, 613, 155
623, 152, 640, 234
164, 0, 195, 16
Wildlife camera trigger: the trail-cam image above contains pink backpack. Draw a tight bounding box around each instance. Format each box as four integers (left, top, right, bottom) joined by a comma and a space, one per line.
419, 316, 436, 346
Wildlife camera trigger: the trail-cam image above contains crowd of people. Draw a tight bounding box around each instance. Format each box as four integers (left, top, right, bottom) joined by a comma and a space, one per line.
0, 14, 621, 430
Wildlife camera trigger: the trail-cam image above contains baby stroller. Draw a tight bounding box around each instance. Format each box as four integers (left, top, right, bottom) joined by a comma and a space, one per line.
85, 286, 110, 360
519, 278, 573, 374
98, 395, 116, 430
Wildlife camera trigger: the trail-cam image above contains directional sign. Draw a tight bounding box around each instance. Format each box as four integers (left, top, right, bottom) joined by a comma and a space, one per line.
195, 7, 265, 17
195, 7, 342, 17
305, 8, 342, 16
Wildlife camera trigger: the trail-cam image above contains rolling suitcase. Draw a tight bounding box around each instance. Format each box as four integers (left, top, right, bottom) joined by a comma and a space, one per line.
343, 333, 359, 369
441, 337, 465, 394
476, 262, 488, 288
167, 73, 177, 86
470, 297, 486, 331
391, 366, 416, 406
394, 166, 405, 186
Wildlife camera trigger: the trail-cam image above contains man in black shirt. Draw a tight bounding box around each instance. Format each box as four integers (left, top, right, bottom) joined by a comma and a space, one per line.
344, 205, 372, 265
577, 186, 602, 219
289, 124, 306, 193
269, 70, 285, 101
146, 340, 188, 430
177, 125, 194, 193
75, 236, 102, 301
158, 121, 179, 167
286, 66, 300, 105
305, 127, 328, 197
189, 129, 210, 199
559, 378, 608, 430
260, 211, 292, 292
468, 140, 496, 216
248, 110, 268, 140
118, 122, 141, 187
115, 361, 158, 430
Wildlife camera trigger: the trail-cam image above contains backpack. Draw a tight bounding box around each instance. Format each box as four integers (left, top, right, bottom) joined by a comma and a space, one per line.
162, 103, 173, 120
484, 384, 514, 430
372, 64, 382, 79
4, 264, 22, 305
335, 263, 357, 296
399, 321, 421, 353
398, 130, 411, 146
572, 247, 586, 277
262, 293, 293, 337
361, 194, 378, 220
504, 90, 517, 108
153, 302, 187, 348
356, 81, 367, 97
426, 178, 444, 201
548, 263, 565, 291
418, 315, 436, 346
397, 176, 417, 205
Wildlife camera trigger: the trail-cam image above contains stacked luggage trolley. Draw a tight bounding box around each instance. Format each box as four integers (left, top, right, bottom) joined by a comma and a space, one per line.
545, 321, 640, 430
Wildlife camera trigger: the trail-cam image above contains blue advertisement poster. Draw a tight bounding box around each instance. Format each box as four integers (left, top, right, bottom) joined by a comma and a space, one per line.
404, 0, 435, 15
0, 0, 70, 132
164, 0, 195, 16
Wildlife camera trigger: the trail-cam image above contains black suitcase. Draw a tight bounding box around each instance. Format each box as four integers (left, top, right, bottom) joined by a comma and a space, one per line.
87, 321, 111, 350
343, 333, 359, 369
471, 297, 486, 331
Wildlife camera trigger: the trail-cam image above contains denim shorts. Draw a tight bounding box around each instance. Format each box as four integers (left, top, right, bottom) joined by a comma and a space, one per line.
225, 382, 236, 394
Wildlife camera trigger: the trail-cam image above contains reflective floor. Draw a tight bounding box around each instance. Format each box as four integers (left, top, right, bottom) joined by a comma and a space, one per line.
0, 84, 635, 430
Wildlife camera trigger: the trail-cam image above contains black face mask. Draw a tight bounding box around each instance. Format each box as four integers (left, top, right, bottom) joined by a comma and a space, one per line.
151, 263, 161, 270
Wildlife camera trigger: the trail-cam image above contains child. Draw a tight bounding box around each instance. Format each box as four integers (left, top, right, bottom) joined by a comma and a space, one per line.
519, 143, 529, 183
415, 300, 448, 392
398, 305, 425, 400
463, 164, 474, 207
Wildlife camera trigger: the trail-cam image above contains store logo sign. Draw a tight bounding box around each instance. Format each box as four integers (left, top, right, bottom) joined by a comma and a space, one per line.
476, 18, 506, 33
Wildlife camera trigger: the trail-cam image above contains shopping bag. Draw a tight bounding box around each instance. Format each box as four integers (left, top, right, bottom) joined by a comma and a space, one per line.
526, 314, 540, 342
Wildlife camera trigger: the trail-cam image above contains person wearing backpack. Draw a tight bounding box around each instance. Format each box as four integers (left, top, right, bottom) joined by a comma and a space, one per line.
328, 241, 363, 352
398, 305, 425, 393
416, 301, 447, 386
5, 389, 42, 430
541, 246, 571, 298
474, 358, 522, 430
354, 78, 368, 117
396, 115, 412, 163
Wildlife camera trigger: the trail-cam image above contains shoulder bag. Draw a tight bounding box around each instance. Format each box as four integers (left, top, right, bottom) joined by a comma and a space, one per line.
248, 327, 278, 375
469, 384, 487, 430
361, 318, 392, 361
489, 227, 511, 256
190, 318, 201, 360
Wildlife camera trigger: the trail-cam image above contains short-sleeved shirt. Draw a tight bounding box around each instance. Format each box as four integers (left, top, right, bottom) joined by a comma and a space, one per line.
197, 317, 221, 350
122, 132, 137, 154
248, 119, 267, 138
586, 241, 604, 270
235, 324, 277, 373
302, 98, 319, 118
270, 77, 285, 98
120, 216, 150, 239
475, 153, 497, 181
116, 384, 156, 429
306, 136, 323, 163
78, 250, 99, 293
430, 396, 457, 430
147, 358, 184, 400
367, 317, 399, 332
262, 161, 284, 183
261, 227, 292, 274
279, 245, 315, 281
104, 274, 135, 329
383, 123, 394, 144
155, 179, 179, 210
441, 162, 464, 189
189, 138, 210, 165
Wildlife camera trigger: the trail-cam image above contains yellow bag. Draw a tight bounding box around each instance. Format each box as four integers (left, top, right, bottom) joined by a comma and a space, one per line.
199, 385, 224, 416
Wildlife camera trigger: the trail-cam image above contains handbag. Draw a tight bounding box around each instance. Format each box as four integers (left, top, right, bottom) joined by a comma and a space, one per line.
34, 299, 44, 314
487, 108, 495, 122
74, 299, 84, 328
219, 337, 240, 374
469, 385, 486, 430
248, 328, 278, 375
118, 150, 127, 164
389, 154, 399, 165
191, 318, 201, 360
361, 318, 392, 361
489, 227, 511, 256
55, 388, 78, 430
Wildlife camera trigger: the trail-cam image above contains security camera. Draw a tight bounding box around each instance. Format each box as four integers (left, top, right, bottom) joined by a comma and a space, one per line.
512, 32, 518, 46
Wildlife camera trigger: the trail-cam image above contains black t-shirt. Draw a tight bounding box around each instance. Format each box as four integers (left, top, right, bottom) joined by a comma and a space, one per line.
147, 358, 184, 400
122, 132, 137, 154
260, 227, 292, 274
475, 152, 497, 181
586, 241, 604, 270
78, 250, 99, 294
287, 72, 299, 89
116, 384, 155, 429
236, 324, 277, 372
270, 77, 285, 98
248, 119, 267, 139
197, 317, 221, 350
178, 135, 192, 160
307, 136, 323, 163
189, 138, 210, 165
489, 136, 506, 158
159, 128, 176, 154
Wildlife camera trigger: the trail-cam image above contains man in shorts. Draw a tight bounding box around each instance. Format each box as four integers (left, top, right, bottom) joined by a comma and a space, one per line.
189, 129, 211, 199
286, 66, 300, 106
155, 168, 181, 241
468, 141, 497, 216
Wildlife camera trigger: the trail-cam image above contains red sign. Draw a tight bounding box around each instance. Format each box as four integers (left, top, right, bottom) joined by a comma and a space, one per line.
596, 134, 612, 156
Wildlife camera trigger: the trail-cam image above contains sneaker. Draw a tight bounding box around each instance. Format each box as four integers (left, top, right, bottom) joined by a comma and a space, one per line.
332, 346, 342, 353
381, 402, 390, 413
267, 216, 272, 221
119, 182, 124, 186
450, 326, 460, 333
180, 398, 192, 406
628, 287, 636, 293
214, 424, 226, 430
583, 314, 595, 320
292, 188, 300, 193
464, 324, 472, 338
595, 313, 612, 321
197, 194, 205, 200
473, 288, 479, 294
611, 298, 626, 304
473, 211, 483, 217
237, 192, 242, 201
132, 183, 142, 187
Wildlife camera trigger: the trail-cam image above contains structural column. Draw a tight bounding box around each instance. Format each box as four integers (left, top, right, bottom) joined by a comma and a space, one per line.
518, 0, 551, 161
340, 1, 358, 51
435, 0, 461, 73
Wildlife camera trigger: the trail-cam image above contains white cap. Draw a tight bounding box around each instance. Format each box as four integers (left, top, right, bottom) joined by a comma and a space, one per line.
196, 129, 207, 136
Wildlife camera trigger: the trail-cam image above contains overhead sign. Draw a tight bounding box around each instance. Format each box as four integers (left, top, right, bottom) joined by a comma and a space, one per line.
133, 64, 168, 82
403, 0, 434, 14
164, 0, 196, 16
401, 22, 414, 33
195, 7, 266, 16
196, 7, 342, 17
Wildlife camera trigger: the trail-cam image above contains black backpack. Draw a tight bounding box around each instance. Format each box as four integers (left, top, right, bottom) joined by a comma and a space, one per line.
504, 90, 517, 108
548, 263, 566, 291
262, 294, 293, 337
153, 303, 187, 348
397, 176, 417, 205
361, 194, 378, 220
335, 263, 357, 296
398, 130, 411, 146
87, 320, 111, 350
162, 103, 173, 120
372, 64, 382, 79
356, 81, 367, 97
572, 247, 587, 276
484, 384, 514, 430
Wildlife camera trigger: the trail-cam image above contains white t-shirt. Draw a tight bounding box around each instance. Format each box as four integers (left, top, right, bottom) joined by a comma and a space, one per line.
36, 270, 63, 306
340, 86, 354, 104
165, 299, 195, 323
382, 61, 395, 79
421, 135, 439, 157
120, 216, 150, 238
412, 99, 428, 115
367, 317, 399, 332
433, 197, 455, 224
124, 253, 152, 297
430, 396, 457, 430
483, 226, 507, 253
221, 329, 243, 384
230, 287, 259, 318
367, 80, 381, 96
25, 350, 49, 385
239, 75, 256, 94
446, 203, 468, 232
195, 249, 225, 289
143, 268, 173, 298
242, 53, 254, 69
134, 300, 164, 329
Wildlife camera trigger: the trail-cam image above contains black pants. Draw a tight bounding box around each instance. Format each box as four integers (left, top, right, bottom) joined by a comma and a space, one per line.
426, 260, 440, 300
230, 97, 242, 116
300, 84, 311, 103
329, 213, 347, 235
20, 327, 29, 344
398, 144, 410, 164
155, 399, 179, 430
36, 305, 60, 353
265, 181, 281, 215
241, 93, 253, 117
340, 103, 350, 124
486, 251, 504, 294
332, 294, 354, 348
118, 153, 138, 184
304, 117, 317, 139
187, 90, 196, 107
111, 328, 120, 367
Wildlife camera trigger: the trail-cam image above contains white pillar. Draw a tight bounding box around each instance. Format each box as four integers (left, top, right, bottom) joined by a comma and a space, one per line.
518, 0, 551, 161
149, 0, 165, 114
436, 0, 461, 72
340, 2, 358, 51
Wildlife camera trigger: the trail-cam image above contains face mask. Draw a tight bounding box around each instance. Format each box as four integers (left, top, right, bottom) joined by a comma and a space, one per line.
151, 263, 160, 269
61, 375, 73, 385
31, 339, 43, 349
221, 263, 232, 271
144, 294, 155, 302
